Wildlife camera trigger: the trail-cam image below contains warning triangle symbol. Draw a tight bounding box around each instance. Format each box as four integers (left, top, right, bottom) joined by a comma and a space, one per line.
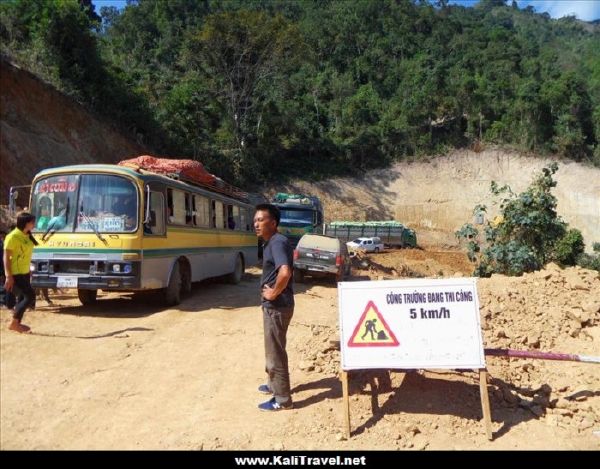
347, 301, 400, 347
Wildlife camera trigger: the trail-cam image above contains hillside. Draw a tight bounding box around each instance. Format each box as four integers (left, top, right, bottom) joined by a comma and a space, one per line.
1, 0, 598, 187
270, 149, 600, 253
0, 57, 145, 206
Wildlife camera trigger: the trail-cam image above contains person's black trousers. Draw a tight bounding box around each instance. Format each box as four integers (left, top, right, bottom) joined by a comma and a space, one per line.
263, 305, 294, 404
11, 274, 35, 321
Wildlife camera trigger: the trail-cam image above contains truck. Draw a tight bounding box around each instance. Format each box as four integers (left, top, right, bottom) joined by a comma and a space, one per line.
324, 221, 417, 248
272, 193, 323, 247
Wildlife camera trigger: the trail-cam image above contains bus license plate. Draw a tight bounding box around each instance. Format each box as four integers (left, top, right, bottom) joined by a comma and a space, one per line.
57, 276, 78, 288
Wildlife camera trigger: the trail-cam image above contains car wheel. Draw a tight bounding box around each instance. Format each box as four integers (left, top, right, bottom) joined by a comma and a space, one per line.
374, 247, 380, 253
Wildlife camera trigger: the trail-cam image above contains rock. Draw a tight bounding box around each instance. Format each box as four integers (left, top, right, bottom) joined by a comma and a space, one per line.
578, 419, 594, 431
405, 424, 421, 436
538, 271, 553, 280
585, 328, 600, 343
527, 333, 541, 348
581, 301, 600, 315
335, 433, 347, 442
565, 276, 589, 291
545, 415, 559, 427
554, 408, 574, 417
299, 361, 315, 371
273, 442, 285, 451
545, 262, 562, 272
568, 309, 591, 324
414, 439, 429, 451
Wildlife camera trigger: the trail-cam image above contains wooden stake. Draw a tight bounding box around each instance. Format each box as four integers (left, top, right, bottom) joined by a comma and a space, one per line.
341, 370, 351, 439
479, 369, 493, 441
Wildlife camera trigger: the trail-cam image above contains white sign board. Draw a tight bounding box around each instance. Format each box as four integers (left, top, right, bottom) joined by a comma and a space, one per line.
339, 278, 485, 370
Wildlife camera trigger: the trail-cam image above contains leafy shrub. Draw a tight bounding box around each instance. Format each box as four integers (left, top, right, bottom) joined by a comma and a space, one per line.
577, 253, 600, 272
551, 229, 585, 266
456, 163, 591, 276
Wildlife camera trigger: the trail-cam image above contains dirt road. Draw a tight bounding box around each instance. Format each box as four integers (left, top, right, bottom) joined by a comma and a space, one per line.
1, 258, 598, 450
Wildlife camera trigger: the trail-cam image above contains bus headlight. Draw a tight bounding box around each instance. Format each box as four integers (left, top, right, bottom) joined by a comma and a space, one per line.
123, 264, 132, 274
112, 264, 121, 273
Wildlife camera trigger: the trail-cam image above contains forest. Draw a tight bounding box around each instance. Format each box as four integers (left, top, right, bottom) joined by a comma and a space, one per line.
1, 0, 599, 185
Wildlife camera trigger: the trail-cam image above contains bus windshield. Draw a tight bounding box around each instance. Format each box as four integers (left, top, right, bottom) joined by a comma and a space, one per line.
31, 174, 138, 233
280, 209, 313, 224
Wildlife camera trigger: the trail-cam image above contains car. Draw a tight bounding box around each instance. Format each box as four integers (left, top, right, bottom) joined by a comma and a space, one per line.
293, 234, 351, 283
346, 237, 384, 253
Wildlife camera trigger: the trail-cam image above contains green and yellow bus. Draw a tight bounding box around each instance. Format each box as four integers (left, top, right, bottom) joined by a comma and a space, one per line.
26, 164, 258, 305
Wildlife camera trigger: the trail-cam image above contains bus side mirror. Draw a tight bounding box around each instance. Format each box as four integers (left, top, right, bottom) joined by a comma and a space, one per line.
9, 189, 19, 216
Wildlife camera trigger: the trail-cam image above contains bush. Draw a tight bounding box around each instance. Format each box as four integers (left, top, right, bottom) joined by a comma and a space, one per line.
456, 163, 591, 276
551, 228, 584, 266
577, 253, 600, 272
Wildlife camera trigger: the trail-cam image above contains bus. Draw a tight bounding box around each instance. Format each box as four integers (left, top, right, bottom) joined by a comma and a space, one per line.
26, 164, 258, 306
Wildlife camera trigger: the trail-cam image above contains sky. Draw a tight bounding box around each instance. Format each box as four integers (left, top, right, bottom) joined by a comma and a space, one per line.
450, 1, 600, 21
92, 0, 600, 22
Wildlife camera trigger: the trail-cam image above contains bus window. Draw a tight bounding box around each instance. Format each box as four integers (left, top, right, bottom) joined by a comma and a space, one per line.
240, 208, 247, 232
145, 191, 165, 235
227, 205, 236, 230
247, 209, 253, 231
185, 193, 193, 225
214, 200, 224, 229
232, 205, 240, 231
167, 189, 186, 225
194, 195, 210, 228
222, 203, 228, 229
31, 175, 79, 233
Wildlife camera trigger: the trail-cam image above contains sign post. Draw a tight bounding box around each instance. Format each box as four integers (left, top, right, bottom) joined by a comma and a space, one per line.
338, 278, 492, 440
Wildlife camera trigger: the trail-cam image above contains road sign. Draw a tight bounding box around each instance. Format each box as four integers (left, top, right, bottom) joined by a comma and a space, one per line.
339, 278, 486, 370
347, 300, 399, 347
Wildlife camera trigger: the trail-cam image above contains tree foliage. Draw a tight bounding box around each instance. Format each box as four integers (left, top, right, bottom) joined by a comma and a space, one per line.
1, 0, 599, 185
456, 163, 594, 276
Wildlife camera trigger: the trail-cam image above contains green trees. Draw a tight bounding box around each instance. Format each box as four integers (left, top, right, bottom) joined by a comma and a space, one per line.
2, 0, 599, 185
183, 10, 303, 181
456, 163, 595, 276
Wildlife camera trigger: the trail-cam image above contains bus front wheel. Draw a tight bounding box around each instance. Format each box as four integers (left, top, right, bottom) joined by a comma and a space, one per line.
165, 262, 182, 306
78, 289, 97, 305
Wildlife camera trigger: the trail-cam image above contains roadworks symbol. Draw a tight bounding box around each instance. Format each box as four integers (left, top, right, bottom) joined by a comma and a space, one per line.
347, 300, 399, 347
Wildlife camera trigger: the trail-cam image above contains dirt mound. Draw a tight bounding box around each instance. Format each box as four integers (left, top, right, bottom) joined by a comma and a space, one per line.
0, 57, 145, 204
477, 264, 599, 436
295, 260, 599, 447
354, 248, 474, 279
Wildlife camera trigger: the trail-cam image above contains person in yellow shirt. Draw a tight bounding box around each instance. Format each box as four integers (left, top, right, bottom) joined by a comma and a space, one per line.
3, 212, 37, 333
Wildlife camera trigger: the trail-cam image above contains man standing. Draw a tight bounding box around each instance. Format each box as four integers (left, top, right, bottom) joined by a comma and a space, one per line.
254, 204, 294, 411
3, 212, 37, 333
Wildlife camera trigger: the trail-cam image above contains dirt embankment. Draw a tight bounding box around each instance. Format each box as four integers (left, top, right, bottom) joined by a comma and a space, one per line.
271, 149, 600, 252
0, 57, 145, 206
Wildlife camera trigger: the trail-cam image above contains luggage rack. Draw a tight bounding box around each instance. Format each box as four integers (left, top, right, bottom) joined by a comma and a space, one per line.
139, 168, 250, 203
